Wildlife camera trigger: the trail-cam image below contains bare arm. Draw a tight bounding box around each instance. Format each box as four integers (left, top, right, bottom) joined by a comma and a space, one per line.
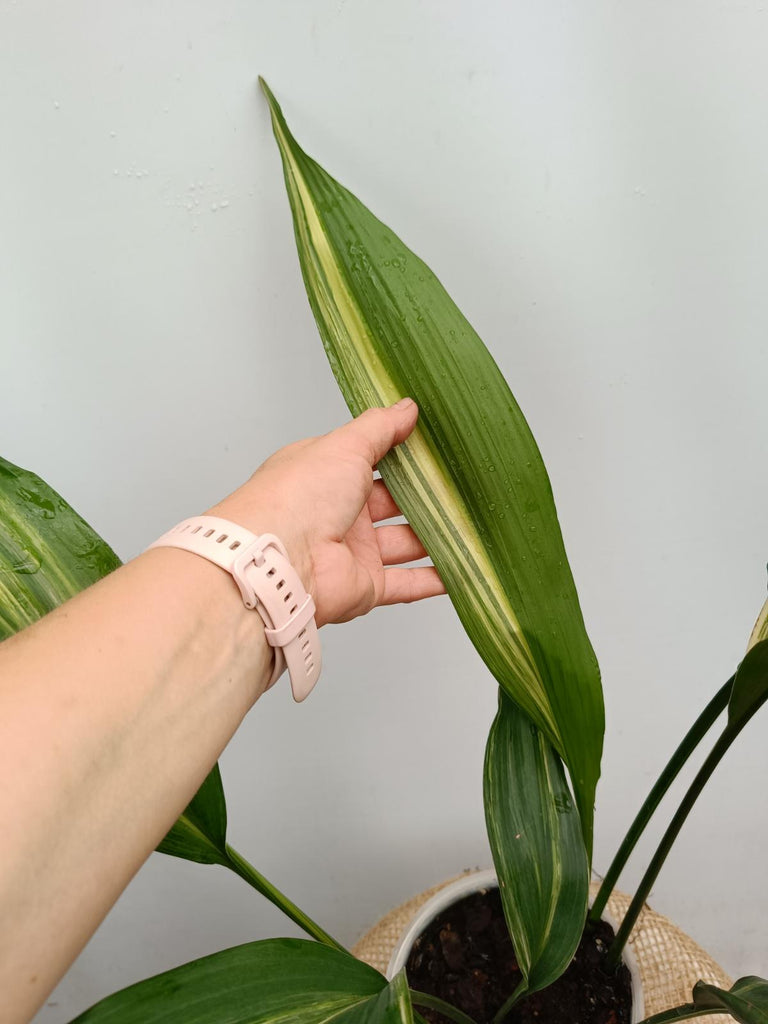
0, 400, 444, 1023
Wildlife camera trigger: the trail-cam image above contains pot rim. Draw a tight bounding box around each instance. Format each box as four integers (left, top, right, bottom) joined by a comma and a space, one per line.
386, 868, 645, 1023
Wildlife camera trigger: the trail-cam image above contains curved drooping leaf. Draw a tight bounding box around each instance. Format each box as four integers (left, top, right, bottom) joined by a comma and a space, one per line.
156, 765, 343, 948
71, 939, 414, 1024
728, 637, 768, 729
484, 691, 588, 1004
0, 455, 121, 639
260, 80, 603, 853
638, 975, 768, 1023
690, 977, 768, 1023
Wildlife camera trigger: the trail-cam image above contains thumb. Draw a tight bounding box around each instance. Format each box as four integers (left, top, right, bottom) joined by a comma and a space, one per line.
336, 398, 419, 468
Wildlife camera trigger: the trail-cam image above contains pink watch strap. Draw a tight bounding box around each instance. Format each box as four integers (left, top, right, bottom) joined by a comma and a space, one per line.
147, 516, 321, 701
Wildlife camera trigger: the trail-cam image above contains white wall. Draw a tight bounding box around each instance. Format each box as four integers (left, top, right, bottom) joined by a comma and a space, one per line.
1, 2, 767, 1018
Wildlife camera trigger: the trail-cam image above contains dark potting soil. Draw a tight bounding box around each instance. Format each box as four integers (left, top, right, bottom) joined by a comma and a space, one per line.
405, 886, 633, 1024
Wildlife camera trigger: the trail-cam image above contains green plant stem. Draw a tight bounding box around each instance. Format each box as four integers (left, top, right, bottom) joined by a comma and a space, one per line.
637, 1006, 724, 1023
606, 710, 758, 969
493, 980, 527, 1024
410, 991, 479, 1024
224, 844, 346, 952
590, 677, 733, 923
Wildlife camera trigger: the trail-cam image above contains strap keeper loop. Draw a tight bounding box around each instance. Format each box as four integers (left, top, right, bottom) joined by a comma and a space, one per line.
264, 594, 316, 648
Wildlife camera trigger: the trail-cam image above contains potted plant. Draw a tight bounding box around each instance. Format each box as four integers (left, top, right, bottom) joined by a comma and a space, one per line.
2, 81, 768, 1023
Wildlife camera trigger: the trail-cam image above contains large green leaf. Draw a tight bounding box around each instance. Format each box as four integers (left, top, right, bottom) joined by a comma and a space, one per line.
260, 81, 603, 853
639, 976, 768, 1023
0, 456, 121, 638
71, 939, 415, 1024
484, 691, 588, 1004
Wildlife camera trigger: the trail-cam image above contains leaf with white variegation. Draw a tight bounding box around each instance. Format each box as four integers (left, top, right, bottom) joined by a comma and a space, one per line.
484, 690, 588, 1008
71, 939, 417, 1024
260, 80, 603, 854
0, 456, 121, 639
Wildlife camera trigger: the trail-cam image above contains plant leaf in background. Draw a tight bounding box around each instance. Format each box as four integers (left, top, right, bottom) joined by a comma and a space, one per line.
737, 584, 768, 724
157, 764, 344, 949
260, 81, 604, 855
70, 939, 416, 1024
484, 690, 588, 1008
747, 587, 768, 649
687, 977, 768, 1024
728, 637, 768, 732
638, 976, 768, 1024
605, 625, 768, 967
156, 763, 229, 866
0, 456, 121, 639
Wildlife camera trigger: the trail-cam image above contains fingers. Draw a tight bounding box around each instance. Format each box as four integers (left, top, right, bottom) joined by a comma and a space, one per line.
379, 566, 447, 606
334, 399, 419, 468
368, 480, 401, 523
376, 524, 428, 565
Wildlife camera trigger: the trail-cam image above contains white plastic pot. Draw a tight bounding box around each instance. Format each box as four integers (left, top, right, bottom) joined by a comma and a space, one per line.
387, 869, 645, 1023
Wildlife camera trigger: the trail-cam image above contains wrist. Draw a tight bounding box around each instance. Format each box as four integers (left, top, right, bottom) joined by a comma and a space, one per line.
148, 516, 322, 701
139, 547, 274, 707
204, 499, 315, 603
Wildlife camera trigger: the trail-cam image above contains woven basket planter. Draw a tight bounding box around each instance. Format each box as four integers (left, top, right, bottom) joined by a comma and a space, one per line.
352, 872, 733, 1023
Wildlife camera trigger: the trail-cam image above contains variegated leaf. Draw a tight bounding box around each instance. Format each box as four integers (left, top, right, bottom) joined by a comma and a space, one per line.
484, 690, 588, 1002
260, 79, 603, 852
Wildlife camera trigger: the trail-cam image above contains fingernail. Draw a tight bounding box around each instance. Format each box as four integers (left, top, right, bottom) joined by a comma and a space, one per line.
392, 397, 415, 409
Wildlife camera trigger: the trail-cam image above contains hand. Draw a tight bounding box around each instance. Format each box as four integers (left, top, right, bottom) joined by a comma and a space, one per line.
208, 399, 446, 627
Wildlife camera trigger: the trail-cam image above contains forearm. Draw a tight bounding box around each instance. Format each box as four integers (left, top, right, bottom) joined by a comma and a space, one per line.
0, 400, 442, 1022
0, 546, 271, 1023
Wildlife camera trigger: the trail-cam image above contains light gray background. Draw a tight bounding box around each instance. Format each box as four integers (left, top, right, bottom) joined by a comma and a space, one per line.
1, 1, 767, 1019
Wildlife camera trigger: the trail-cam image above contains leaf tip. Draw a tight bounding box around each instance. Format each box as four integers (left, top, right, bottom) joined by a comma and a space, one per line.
258, 76, 277, 108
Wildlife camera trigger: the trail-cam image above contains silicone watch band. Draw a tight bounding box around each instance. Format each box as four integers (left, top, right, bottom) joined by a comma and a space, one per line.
147, 515, 321, 701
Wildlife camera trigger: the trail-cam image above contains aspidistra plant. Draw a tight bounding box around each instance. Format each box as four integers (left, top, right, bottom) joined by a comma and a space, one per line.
1, 71, 605, 1011
6, 81, 768, 1023
259, 82, 768, 1017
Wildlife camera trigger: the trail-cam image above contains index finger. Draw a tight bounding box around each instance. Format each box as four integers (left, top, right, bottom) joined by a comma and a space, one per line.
334, 399, 419, 468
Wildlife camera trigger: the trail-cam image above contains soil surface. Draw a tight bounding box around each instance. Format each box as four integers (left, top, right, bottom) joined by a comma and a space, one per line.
405, 885, 633, 1024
